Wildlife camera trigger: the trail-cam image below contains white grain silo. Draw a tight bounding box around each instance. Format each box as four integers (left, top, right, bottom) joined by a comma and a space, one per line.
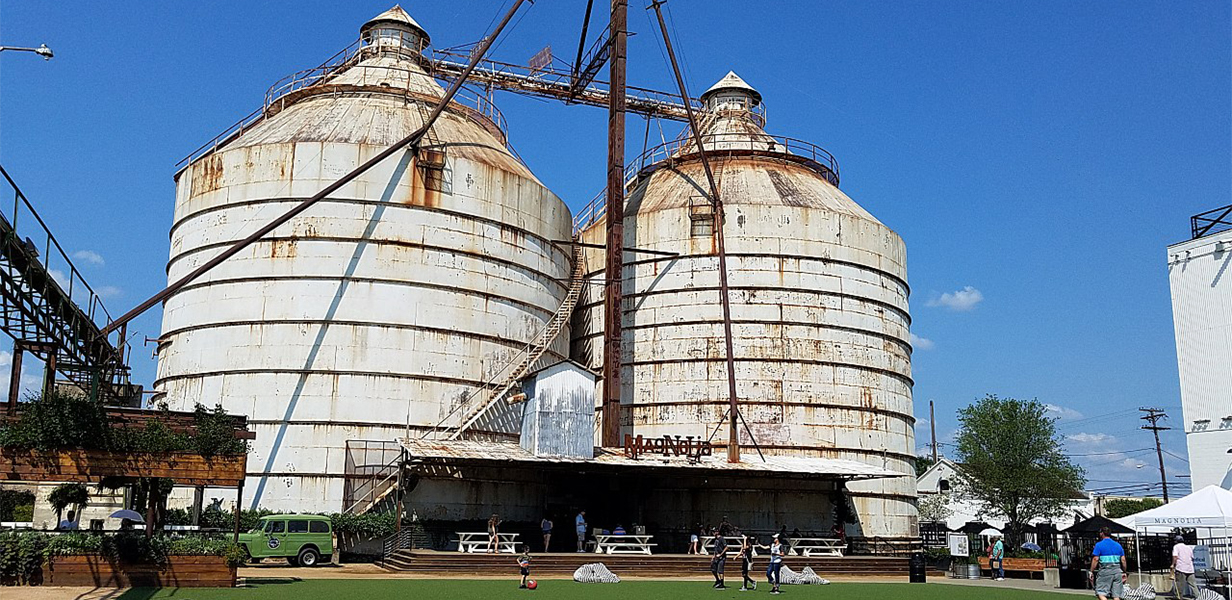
155, 6, 573, 511
573, 72, 917, 539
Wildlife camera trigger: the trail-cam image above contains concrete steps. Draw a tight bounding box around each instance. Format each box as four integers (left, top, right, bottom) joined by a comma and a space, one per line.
382, 550, 908, 577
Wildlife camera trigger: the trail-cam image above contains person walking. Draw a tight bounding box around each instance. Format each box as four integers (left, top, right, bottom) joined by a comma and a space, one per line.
487, 513, 502, 554
1172, 535, 1197, 599
540, 515, 553, 553
990, 535, 1006, 581
766, 533, 785, 594
575, 510, 588, 552
737, 535, 757, 591
1089, 527, 1128, 600
689, 525, 701, 555
710, 528, 728, 589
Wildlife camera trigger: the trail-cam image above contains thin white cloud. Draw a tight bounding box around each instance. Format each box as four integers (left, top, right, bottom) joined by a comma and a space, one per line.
927, 286, 984, 312
72, 250, 105, 266
1045, 403, 1084, 420
909, 333, 935, 350
96, 285, 123, 298
1067, 432, 1114, 444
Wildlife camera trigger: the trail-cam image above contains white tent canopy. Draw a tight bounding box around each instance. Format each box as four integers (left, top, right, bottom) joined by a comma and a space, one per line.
1115, 485, 1232, 533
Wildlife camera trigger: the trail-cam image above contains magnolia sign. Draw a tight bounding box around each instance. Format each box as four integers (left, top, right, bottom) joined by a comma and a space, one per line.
623, 434, 714, 460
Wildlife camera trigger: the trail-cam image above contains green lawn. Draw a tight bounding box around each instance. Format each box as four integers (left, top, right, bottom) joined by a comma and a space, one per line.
109, 579, 1080, 600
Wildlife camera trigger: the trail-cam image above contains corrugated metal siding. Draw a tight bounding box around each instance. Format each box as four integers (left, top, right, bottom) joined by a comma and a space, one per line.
1167, 229, 1232, 490
520, 362, 597, 458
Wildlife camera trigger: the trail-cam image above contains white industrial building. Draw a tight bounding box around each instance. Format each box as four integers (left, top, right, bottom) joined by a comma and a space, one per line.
1167, 207, 1232, 491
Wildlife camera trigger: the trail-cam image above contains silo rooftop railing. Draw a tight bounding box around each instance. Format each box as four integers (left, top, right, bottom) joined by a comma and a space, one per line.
177, 36, 512, 170
572, 132, 841, 234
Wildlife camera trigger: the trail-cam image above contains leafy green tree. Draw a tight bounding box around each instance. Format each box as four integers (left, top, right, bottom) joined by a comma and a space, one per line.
1103, 497, 1164, 519
918, 492, 953, 524
954, 394, 1086, 548
47, 483, 90, 527
915, 455, 937, 476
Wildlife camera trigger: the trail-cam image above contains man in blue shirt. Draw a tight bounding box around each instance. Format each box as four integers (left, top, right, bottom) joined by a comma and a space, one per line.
989, 535, 1006, 580
1089, 527, 1127, 600
575, 510, 587, 552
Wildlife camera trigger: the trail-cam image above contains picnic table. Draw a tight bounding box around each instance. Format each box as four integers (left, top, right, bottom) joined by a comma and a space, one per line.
701, 536, 754, 557
456, 532, 520, 553
788, 537, 846, 557
594, 534, 656, 555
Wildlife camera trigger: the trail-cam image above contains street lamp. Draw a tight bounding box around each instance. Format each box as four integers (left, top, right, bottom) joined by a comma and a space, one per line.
0, 44, 54, 60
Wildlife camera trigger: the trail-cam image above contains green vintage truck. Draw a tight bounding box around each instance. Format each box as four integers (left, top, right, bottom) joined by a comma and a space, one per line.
238, 514, 334, 567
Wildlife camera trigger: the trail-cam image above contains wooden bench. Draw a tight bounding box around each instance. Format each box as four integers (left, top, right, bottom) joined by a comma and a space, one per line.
979, 557, 1046, 579
594, 534, 656, 555
456, 532, 520, 553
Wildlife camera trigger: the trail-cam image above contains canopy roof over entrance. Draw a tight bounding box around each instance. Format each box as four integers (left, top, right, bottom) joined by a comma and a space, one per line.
400, 439, 903, 481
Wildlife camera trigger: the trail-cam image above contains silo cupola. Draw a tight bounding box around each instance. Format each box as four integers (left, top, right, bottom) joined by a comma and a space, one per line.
700, 71, 763, 113
361, 5, 430, 59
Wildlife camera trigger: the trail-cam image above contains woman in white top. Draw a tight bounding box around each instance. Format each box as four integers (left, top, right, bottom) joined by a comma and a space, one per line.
767, 533, 785, 594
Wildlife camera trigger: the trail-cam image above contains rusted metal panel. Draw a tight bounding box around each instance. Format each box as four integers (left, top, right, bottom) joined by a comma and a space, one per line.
156, 10, 571, 512
519, 362, 597, 459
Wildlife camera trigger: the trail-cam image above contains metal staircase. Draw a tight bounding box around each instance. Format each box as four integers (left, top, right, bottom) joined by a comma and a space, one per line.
0, 165, 131, 401
428, 241, 586, 441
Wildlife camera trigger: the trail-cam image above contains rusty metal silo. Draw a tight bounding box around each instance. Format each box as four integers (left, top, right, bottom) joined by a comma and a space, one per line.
155, 6, 573, 511
572, 72, 916, 538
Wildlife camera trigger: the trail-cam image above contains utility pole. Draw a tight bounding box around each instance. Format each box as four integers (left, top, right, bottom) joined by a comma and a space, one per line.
600, 0, 628, 448
1140, 407, 1172, 502
929, 400, 938, 464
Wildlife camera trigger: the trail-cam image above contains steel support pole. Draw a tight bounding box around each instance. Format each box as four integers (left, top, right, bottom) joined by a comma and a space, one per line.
99, 0, 529, 339
7, 343, 23, 409
233, 481, 244, 544
930, 400, 938, 463
650, 0, 743, 462
601, 0, 628, 448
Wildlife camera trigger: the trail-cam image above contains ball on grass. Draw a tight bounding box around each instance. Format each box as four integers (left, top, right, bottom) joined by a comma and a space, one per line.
527, 580, 537, 590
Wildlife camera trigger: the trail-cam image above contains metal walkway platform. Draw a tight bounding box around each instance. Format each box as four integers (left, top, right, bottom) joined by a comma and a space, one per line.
0, 165, 131, 402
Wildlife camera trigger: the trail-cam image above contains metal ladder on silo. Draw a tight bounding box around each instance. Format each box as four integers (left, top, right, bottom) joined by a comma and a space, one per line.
436, 240, 586, 440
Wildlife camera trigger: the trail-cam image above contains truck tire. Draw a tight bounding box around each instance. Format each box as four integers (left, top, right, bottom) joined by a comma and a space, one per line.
297, 546, 320, 567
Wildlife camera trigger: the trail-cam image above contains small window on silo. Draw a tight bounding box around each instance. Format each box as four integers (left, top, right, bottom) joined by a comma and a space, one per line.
689, 196, 714, 237
418, 147, 450, 193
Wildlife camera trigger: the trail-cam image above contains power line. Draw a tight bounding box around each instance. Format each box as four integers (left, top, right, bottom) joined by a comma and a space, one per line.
1163, 449, 1190, 463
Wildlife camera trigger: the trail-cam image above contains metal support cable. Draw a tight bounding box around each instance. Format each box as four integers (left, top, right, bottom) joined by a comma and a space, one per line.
649, 0, 754, 463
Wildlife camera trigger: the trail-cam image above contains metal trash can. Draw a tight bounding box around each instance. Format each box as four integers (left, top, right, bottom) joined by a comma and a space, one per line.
909, 553, 927, 583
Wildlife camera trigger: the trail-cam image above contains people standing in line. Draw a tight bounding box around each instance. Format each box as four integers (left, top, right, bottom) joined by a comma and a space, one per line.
487, 513, 502, 554
1089, 527, 1128, 600
990, 535, 1006, 581
710, 528, 728, 589
689, 525, 701, 555
737, 534, 757, 591
575, 510, 588, 553
540, 515, 553, 553
1172, 535, 1197, 599
517, 545, 532, 589
767, 533, 785, 595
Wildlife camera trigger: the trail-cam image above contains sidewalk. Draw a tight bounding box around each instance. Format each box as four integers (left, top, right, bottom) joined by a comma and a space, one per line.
932, 576, 1091, 596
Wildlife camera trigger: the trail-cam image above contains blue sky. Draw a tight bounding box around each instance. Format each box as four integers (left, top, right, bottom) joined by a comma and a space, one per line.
1, 1, 1228, 496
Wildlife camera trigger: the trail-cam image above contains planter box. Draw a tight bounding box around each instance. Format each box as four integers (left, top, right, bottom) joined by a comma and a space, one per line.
980, 557, 1047, 572
0, 449, 246, 486
44, 554, 236, 588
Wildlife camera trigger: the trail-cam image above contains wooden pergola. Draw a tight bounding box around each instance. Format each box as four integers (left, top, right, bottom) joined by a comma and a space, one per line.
0, 405, 253, 540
